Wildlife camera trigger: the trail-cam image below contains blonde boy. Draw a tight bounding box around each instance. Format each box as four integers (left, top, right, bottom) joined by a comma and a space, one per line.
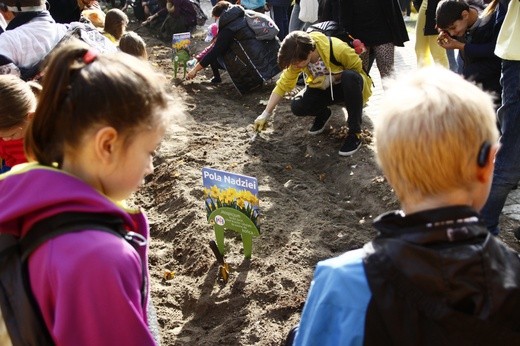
292, 67, 520, 345
376, 66, 498, 212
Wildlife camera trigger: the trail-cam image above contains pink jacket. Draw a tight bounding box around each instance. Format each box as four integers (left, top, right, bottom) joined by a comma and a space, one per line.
0, 164, 157, 346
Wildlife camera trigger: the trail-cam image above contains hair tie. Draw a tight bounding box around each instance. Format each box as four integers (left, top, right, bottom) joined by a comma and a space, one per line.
83, 49, 98, 64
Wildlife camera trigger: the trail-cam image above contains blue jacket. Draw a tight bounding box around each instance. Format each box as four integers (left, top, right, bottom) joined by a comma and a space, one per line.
294, 249, 370, 345
241, 0, 266, 9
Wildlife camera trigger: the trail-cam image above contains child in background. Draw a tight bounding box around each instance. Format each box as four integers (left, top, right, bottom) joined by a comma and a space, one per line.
436, 0, 506, 106
0, 75, 37, 173
103, 8, 129, 43
291, 66, 520, 344
77, 0, 106, 28
0, 39, 170, 345
120, 31, 148, 59
188, 23, 221, 83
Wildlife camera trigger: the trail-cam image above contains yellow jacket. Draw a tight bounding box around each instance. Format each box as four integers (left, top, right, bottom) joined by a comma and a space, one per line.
273, 31, 372, 105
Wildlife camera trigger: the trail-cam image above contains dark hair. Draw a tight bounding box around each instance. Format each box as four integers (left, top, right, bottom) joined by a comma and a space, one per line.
25, 39, 168, 167
104, 8, 128, 40
277, 31, 316, 69
436, 0, 469, 29
0, 75, 36, 129
212, 1, 231, 18
120, 32, 147, 59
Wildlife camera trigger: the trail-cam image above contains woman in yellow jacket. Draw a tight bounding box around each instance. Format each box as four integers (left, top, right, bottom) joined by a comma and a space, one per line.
254, 31, 372, 156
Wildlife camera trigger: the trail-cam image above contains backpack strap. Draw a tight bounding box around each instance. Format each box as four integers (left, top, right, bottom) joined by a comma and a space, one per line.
20, 212, 126, 261
328, 36, 342, 67
328, 36, 373, 84
21, 212, 148, 308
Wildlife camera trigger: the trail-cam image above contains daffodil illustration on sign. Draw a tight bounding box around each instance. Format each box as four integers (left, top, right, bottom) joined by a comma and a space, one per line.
202, 168, 260, 258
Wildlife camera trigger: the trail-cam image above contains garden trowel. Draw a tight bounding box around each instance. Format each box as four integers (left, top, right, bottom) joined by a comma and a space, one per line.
209, 240, 229, 283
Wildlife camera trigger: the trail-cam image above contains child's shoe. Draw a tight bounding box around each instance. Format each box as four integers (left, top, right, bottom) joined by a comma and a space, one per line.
308, 109, 332, 135
210, 77, 222, 84
339, 133, 362, 156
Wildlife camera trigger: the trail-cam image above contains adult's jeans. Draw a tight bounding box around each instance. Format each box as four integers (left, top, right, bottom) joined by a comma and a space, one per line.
447, 49, 458, 72
288, 3, 303, 32
288, 3, 313, 33
480, 59, 520, 235
290, 70, 364, 134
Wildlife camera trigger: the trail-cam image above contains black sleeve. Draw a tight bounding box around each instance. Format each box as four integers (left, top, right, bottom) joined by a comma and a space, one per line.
199, 27, 235, 68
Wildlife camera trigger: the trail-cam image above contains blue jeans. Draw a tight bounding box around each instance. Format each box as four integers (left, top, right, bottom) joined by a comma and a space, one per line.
480, 59, 520, 235
288, 3, 303, 33
447, 49, 458, 73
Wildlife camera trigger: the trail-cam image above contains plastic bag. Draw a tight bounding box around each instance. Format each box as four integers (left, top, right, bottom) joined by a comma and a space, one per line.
298, 0, 318, 23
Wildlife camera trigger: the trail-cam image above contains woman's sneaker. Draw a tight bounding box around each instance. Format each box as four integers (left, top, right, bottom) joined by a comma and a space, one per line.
308, 109, 332, 135
339, 133, 362, 156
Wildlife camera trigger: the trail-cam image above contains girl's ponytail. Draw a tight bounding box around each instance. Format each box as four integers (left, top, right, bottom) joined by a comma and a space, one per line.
25, 40, 91, 166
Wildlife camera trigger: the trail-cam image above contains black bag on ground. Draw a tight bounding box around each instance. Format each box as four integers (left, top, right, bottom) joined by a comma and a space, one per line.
0, 212, 127, 346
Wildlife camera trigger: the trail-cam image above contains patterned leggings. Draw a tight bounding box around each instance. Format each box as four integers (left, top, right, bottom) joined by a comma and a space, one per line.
360, 42, 395, 79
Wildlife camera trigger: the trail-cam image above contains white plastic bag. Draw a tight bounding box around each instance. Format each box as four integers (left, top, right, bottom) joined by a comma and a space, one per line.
298, 0, 319, 23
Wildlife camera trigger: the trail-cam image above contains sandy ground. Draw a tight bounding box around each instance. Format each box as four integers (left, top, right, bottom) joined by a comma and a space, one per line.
125, 3, 520, 345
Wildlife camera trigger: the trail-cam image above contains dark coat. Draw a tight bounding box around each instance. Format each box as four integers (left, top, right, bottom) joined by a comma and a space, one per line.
47, 0, 81, 23
340, 0, 409, 46
460, 0, 507, 100
215, 5, 280, 94
363, 206, 520, 345
413, 0, 442, 36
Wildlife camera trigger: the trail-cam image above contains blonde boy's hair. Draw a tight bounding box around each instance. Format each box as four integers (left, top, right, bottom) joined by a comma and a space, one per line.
375, 67, 499, 205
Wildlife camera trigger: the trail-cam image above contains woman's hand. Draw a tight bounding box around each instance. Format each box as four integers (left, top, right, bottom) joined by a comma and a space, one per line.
186, 69, 197, 80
